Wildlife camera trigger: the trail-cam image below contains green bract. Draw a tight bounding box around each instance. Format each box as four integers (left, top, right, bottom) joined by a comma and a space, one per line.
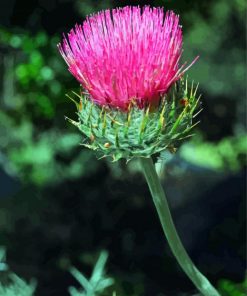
66, 78, 201, 161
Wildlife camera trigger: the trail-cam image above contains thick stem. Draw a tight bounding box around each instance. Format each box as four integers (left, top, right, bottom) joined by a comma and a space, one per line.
139, 157, 220, 296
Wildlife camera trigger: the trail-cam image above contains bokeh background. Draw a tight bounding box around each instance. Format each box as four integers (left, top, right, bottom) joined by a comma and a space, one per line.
0, 0, 246, 295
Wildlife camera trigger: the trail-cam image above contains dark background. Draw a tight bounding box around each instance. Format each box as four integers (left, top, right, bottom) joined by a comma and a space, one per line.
0, 1, 246, 295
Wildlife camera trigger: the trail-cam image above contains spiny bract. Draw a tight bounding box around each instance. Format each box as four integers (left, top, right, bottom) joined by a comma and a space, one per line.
66, 78, 201, 161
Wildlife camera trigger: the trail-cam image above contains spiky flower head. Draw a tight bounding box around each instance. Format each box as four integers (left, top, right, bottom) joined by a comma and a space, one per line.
58, 6, 200, 161
59, 6, 197, 110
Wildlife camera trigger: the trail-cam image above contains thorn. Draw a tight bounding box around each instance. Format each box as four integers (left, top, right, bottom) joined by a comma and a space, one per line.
190, 94, 202, 115
177, 134, 195, 141
185, 76, 188, 94
127, 100, 133, 112
190, 80, 194, 98
145, 104, 150, 117
193, 108, 203, 118
159, 102, 166, 128
139, 104, 150, 136
65, 94, 80, 110
183, 121, 200, 135
172, 91, 176, 109
107, 113, 124, 126
98, 154, 107, 160
193, 82, 199, 97
79, 100, 83, 111
64, 116, 79, 126
190, 120, 200, 129
71, 91, 82, 100
127, 108, 132, 127
169, 107, 187, 135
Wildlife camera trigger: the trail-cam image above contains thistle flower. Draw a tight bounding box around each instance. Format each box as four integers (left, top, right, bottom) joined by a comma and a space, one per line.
58, 6, 197, 110
59, 6, 200, 161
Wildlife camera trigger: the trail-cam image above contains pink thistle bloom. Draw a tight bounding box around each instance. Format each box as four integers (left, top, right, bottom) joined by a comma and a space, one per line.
58, 6, 198, 110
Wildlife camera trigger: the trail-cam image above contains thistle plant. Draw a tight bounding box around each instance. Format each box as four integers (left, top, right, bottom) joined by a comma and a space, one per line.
58, 6, 220, 296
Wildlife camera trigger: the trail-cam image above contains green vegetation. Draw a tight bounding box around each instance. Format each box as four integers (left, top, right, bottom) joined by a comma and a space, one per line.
0, 248, 36, 296
218, 278, 247, 296
180, 134, 247, 172
68, 251, 114, 296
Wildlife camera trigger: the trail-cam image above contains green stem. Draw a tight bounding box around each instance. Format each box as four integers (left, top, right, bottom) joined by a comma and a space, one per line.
139, 157, 220, 296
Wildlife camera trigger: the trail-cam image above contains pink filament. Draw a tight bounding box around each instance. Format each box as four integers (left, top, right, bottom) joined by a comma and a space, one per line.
58, 6, 196, 110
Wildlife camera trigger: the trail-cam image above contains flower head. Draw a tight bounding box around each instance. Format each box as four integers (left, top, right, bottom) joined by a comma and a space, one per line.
58, 6, 197, 110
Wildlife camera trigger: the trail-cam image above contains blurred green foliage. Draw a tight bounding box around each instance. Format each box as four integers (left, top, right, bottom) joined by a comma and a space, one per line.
183, 0, 246, 131
68, 251, 114, 296
0, 248, 36, 296
0, 29, 62, 117
0, 274, 36, 296
180, 134, 247, 172
218, 277, 247, 296
0, 110, 97, 185
0, 248, 114, 296
184, 0, 246, 95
